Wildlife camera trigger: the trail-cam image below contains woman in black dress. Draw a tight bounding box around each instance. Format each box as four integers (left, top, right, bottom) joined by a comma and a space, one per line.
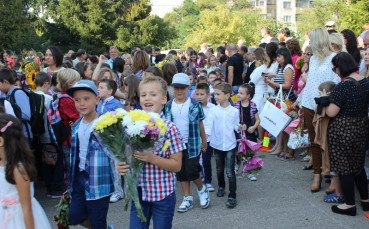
323, 52, 369, 216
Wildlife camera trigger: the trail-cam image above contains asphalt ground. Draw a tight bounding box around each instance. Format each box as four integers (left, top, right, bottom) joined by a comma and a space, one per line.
36, 149, 369, 229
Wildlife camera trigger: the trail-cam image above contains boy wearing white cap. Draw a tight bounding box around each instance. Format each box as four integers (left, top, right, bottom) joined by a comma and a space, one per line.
163, 73, 210, 212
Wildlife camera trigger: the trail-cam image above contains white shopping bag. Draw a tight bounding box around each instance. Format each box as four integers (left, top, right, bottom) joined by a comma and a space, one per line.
259, 86, 291, 136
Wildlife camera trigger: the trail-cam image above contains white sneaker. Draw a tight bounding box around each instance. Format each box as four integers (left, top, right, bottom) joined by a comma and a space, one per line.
247, 173, 257, 181
177, 196, 193, 213
110, 192, 124, 203
206, 183, 215, 192
197, 185, 210, 209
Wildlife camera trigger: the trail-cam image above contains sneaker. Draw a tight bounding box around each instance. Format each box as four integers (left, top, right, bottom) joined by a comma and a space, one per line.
234, 164, 240, 173
197, 185, 210, 209
110, 192, 124, 203
217, 187, 225, 197
107, 225, 114, 229
47, 191, 63, 199
247, 173, 257, 181
206, 183, 215, 192
225, 197, 237, 208
177, 196, 193, 213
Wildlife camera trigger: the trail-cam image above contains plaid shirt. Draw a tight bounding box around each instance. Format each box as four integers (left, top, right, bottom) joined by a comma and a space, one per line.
139, 116, 185, 202
69, 118, 115, 200
163, 98, 205, 158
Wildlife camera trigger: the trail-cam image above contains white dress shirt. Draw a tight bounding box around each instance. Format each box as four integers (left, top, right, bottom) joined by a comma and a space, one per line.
207, 104, 240, 151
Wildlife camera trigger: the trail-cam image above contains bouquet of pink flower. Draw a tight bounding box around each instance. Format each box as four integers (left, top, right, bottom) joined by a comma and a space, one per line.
237, 132, 264, 174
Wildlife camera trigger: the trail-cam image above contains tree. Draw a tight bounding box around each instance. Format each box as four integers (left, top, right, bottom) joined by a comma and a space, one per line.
0, 0, 29, 50
53, 0, 174, 53
340, 0, 369, 35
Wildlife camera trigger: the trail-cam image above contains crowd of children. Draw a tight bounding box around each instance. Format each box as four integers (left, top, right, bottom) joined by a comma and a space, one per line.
1, 24, 369, 228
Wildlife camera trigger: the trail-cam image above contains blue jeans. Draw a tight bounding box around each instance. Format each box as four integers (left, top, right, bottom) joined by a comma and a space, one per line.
202, 142, 213, 184
214, 148, 237, 198
232, 85, 240, 94
130, 187, 176, 229
69, 170, 110, 229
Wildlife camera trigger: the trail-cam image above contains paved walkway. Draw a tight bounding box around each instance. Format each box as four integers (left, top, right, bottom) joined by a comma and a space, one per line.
36, 149, 369, 229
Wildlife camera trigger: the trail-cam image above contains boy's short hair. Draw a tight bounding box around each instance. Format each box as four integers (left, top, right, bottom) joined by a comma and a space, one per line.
0, 68, 15, 84
139, 76, 168, 96
318, 81, 336, 93
35, 72, 51, 87
213, 78, 223, 85
196, 83, 210, 94
214, 82, 232, 95
208, 71, 216, 77
199, 69, 207, 75
99, 78, 118, 96
197, 76, 207, 83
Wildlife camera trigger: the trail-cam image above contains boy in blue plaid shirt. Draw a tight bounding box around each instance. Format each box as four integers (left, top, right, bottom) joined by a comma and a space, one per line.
66, 80, 115, 229
163, 73, 210, 212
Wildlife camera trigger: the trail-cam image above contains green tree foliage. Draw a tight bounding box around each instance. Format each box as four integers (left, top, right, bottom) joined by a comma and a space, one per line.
340, 0, 369, 35
165, 0, 281, 49
0, 0, 29, 50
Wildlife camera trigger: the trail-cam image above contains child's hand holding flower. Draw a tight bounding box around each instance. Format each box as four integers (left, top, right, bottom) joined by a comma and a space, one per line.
134, 150, 156, 163
117, 162, 130, 176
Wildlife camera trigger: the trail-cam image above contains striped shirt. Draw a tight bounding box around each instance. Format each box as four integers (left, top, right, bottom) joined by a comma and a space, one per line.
273, 64, 296, 102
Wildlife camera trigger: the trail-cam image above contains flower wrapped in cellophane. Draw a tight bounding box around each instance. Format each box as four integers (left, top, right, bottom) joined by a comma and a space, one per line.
237, 132, 264, 175
92, 109, 168, 222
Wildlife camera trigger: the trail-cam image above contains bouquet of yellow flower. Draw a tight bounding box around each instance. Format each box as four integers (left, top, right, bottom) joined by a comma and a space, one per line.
92, 108, 169, 222
20, 57, 42, 91
295, 56, 304, 70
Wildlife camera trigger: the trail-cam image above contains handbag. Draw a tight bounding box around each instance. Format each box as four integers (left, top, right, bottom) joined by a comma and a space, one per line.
260, 85, 292, 136
42, 143, 58, 165
287, 119, 310, 149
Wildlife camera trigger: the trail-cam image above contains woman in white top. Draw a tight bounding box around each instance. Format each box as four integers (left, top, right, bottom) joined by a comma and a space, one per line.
250, 48, 269, 143
301, 28, 340, 193
42, 46, 65, 74
263, 42, 282, 152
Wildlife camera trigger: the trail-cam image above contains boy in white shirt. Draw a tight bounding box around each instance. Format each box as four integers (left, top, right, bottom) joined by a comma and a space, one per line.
35, 72, 64, 198
206, 82, 240, 208
195, 83, 215, 192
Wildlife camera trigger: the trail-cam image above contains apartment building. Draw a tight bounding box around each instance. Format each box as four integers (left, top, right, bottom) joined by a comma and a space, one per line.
250, 0, 312, 27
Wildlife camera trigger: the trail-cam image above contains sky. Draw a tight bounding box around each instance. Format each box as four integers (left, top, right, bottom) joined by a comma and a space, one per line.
150, 0, 184, 18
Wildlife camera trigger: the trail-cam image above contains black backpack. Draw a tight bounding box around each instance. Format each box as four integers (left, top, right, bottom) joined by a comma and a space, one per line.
9, 88, 45, 137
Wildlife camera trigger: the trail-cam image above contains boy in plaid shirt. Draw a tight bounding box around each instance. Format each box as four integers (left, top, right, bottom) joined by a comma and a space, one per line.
66, 80, 116, 229
117, 77, 185, 229
163, 73, 210, 213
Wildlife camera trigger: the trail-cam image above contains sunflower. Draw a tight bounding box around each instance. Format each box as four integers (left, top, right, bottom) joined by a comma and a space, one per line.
27, 70, 36, 87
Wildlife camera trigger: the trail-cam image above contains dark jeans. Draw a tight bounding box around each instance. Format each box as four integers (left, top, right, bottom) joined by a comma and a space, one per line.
202, 142, 213, 184
69, 170, 110, 229
41, 144, 64, 193
339, 169, 368, 205
130, 187, 176, 229
214, 148, 237, 198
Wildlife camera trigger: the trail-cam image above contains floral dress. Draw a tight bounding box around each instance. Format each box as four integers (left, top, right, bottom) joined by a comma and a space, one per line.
0, 166, 51, 229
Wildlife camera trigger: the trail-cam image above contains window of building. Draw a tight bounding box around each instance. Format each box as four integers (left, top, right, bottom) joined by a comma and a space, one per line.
296, 14, 302, 21
283, 1, 292, 9
296, 0, 310, 8
260, 0, 265, 7
283, 15, 292, 23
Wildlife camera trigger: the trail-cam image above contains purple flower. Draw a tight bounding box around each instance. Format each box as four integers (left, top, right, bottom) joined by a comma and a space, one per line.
149, 118, 156, 123
141, 125, 151, 135
150, 126, 160, 135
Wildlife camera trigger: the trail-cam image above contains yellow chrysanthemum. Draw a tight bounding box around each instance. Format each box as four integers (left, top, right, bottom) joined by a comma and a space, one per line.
162, 140, 170, 152
128, 110, 151, 123
94, 112, 124, 132
154, 118, 167, 135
